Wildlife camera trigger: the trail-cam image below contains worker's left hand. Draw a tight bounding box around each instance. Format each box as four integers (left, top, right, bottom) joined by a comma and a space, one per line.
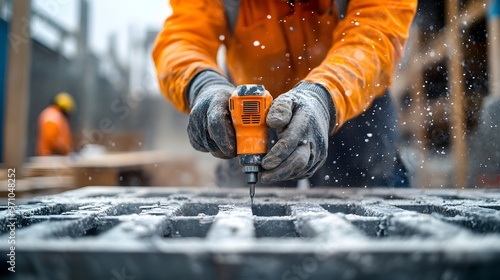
261, 82, 336, 183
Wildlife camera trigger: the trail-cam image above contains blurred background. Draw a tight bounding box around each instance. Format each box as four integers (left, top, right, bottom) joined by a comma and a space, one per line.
0, 0, 498, 199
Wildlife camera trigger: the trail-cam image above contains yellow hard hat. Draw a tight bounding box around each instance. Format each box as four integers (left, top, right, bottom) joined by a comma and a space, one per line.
54, 92, 75, 113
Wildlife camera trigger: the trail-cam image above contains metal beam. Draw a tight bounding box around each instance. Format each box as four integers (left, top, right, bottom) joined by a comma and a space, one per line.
31, 9, 75, 38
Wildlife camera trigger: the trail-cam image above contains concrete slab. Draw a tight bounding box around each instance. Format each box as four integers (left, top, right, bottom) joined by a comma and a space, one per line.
1, 187, 500, 279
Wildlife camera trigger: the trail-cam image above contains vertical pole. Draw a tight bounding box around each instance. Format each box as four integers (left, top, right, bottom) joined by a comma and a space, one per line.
78, 0, 91, 132
489, 0, 500, 99
3, 0, 31, 174
409, 27, 428, 187
446, 0, 467, 188
77, 0, 88, 57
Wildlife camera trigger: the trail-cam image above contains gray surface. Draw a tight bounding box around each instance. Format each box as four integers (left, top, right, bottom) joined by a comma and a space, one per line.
1, 187, 500, 280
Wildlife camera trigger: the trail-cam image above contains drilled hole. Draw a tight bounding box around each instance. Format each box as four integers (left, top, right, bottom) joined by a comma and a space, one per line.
84, 219, 120, 237
165, 217, 213, 238
395, 205, 500, 234
441, 216, 500, 234
395, 205, 459, 217
435, 195, 469, 200
41, 217, 118, 239
254, 219, 298, 238
479, 206, 500, 211
321, 204, 364, 215
0, 204, 77, 234
252, 204, 288, 216
349, 219, 386, 237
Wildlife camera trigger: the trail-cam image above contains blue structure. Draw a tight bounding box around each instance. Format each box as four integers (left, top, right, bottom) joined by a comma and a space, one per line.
0, 19, 9, 163
490, 0, 500, 18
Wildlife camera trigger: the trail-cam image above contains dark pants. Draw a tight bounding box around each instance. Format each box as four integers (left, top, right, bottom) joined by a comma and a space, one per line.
216, 93, 409, 188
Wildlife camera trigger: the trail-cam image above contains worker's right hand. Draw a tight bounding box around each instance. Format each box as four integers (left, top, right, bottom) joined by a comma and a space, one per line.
261, 82, 336, 183
187, 70, 237, 159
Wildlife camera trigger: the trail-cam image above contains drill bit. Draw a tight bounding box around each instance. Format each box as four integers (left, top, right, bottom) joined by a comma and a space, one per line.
249, 183, 255, 204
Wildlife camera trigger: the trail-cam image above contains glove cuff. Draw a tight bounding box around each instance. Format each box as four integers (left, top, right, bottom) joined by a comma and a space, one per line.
187, 70, 234, 108
294, 82, 337, 133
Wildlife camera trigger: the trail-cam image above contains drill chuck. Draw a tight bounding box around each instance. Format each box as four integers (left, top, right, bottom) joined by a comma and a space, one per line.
242, 165, 260, 185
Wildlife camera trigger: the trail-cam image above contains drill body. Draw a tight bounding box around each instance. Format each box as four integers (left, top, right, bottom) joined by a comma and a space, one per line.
229, 84, 273, 203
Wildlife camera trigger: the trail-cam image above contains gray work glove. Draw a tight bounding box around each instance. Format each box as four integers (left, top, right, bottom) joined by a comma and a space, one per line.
261, 82, 336, 183
187, 70, 237, 159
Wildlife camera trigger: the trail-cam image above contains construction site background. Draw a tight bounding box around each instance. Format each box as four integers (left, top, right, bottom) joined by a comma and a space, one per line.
0, 0, 498, 199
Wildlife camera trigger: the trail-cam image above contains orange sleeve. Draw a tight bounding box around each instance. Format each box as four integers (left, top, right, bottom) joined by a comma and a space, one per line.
304, 0, 417, 131
152, 0, 228, 113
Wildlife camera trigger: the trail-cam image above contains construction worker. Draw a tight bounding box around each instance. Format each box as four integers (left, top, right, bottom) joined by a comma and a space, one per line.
36, 92, 75, 156
153, 0, 417, 187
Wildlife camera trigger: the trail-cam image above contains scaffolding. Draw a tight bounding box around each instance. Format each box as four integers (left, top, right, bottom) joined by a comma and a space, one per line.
393, 0, 499, 188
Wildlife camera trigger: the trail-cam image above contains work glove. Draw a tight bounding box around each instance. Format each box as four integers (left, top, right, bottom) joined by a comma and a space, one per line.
261, 82, 336, 183
187, 70, 237, 159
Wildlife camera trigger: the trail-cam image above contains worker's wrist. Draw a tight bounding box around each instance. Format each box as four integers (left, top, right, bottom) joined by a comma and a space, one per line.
294, 82, 337, 134
187, 70, 234, 108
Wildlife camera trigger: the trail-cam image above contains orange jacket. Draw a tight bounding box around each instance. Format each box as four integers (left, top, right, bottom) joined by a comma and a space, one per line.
36, 105, 73, 156
153, 0, 417, 130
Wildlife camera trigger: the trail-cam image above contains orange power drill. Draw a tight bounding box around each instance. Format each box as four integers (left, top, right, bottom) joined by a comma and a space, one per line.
229, 84, 273, 203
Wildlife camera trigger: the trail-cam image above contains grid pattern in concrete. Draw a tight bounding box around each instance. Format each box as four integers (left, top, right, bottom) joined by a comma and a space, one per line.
1, 187, 500, 280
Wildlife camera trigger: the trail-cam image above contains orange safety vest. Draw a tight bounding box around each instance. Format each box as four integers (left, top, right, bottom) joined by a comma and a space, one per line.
153, 0, 417, 130
36, 105, 73, 156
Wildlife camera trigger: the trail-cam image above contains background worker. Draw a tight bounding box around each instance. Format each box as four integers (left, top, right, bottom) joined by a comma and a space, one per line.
153, 0, 417, 187
36, 92, 75, 156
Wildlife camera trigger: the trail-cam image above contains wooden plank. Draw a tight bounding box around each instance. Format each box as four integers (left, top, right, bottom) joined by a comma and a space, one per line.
74, 150, 170, 168
73, 167, 118, 188
2, 0, 31, 175
24, 157, 75, 177
71, 150, 173, 187
446, 0, 467, 188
